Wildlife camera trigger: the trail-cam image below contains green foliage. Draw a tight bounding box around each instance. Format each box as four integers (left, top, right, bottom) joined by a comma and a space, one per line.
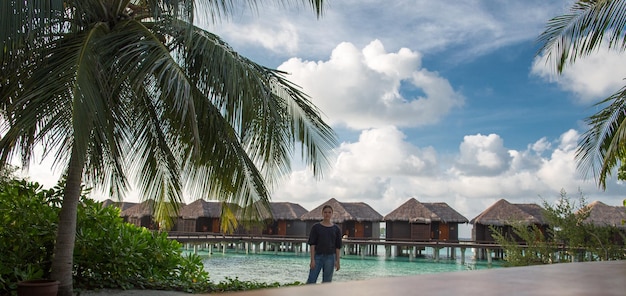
0, 179, 62, 293
0, 179, 210, 294
491, 223, 556, 267
207, 277, 302, 293
72, 199, 210, 292
542, 190, 591, 250
494, 189, 626, 267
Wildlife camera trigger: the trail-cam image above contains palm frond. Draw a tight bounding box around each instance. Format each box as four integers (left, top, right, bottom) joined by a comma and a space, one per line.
537, 0, 626, 73
1, 0, 332, 226
577, 87, 626, 189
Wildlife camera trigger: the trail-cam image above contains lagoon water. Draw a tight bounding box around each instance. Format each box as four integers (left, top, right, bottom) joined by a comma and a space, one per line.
192, 247, 501, 284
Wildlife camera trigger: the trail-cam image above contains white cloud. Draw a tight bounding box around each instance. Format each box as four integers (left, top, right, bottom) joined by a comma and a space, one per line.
532, 47, 626, 104
270, 127, 625, 238
334, 126, 438, 176
214, 20, 300, 55
453, 134, 512, 176
203, 1, 567, 63
278, 40, 464, 129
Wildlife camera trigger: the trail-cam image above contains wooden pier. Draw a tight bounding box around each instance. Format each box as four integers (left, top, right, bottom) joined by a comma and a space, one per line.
167, 232, 506, 265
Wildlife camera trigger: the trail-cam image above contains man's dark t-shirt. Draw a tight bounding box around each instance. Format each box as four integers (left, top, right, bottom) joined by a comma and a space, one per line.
308, 223, 342, 255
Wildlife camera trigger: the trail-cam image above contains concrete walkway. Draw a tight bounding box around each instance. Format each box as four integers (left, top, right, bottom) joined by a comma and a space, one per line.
80, 260, 626, 296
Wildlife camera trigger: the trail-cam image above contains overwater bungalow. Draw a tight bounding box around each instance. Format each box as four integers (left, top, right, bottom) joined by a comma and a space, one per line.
301, 198, 383, 239
102, 199, 138, 211
121, 200, 157, 229
178, 199, 222, 233
121, 200, 182, 231
470, 198, 548, 243
384, 198, 468, 242
263, 202, 308, 237
582, 200, 626, 245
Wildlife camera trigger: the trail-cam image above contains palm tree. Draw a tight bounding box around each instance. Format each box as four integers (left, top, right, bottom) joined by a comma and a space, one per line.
0, 1, 335, 295
537, 0, 626, 189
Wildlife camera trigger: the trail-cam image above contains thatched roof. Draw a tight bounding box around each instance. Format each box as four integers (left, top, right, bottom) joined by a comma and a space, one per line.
270, 202, 308, 220
177, 201, 307, 220
120, 200, 155, 218
102, 199, 138, 211
179, 200, 222, 219
300, 198, 383, 223
384, 198, 468, 223
470, 199, 546, 226
120, 200, 183, 218
583, 201, 626, 229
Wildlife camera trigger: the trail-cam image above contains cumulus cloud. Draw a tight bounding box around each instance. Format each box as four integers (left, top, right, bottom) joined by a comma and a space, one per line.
334, 126, 438, 176
269, 127, 625, 238
453, 134, 512, 176
278, 40, 465, 129
532, 47, 626, 104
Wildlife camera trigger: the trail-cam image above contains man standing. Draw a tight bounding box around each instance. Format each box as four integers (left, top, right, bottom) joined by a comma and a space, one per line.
306, 205, 342, 283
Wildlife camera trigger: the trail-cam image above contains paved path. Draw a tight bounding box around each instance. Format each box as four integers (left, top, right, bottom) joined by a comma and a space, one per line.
80, 260, 626, 296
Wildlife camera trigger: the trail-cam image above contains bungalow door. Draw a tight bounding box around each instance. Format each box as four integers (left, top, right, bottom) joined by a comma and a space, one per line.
354, 222, 365, 238
278, 220, 287, 236
439, 223, 450, 241
211, 218, 221, 233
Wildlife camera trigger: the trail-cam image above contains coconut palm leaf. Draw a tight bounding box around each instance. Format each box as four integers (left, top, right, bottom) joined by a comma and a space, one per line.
0, 1, 332, 295
537, 0, 626, 188
537, 0, 626, 73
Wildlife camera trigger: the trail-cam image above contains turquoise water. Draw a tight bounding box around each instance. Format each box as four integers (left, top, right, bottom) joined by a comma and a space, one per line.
189, 247, 501, 284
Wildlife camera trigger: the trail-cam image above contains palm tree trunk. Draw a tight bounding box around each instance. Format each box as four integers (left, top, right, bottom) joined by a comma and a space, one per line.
51, 146, 85, 296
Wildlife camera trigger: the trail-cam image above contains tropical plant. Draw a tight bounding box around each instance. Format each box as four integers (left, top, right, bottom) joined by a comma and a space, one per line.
0, 1, 335, 295
494, 189, 626, 266
0, 178, 211, 294
0, 180, 61, 294
537, 0, 626, 189
490, 222, 556, 267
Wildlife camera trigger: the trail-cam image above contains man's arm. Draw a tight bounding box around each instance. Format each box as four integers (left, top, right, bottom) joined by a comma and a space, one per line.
309, 245, 316, 269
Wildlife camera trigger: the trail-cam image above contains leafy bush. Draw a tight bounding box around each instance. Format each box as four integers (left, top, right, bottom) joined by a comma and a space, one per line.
73, 198, 210, 292
491, 223, 557, 267
207, 277, 302, 293
0, 179, 209, 294
494, 190, 626, 266
0, 178, 302, 295
0, 180, 62, 293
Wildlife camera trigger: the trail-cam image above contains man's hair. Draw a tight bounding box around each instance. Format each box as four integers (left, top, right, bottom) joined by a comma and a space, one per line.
322, 205, 333, 212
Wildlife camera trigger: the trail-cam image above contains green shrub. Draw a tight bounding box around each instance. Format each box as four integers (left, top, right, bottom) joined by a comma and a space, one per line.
0, 179, 209, 294
207, 277, 302, 293
0, 180, 61, 293
0, 178, 302, 295
73, 199, 209, 292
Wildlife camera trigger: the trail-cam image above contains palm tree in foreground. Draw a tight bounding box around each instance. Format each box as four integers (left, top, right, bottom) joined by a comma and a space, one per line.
537, 0, 626, 189
0, 1, 335, 295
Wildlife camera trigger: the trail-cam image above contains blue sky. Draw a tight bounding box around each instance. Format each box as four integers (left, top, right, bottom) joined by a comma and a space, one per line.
25, 1, 625, 237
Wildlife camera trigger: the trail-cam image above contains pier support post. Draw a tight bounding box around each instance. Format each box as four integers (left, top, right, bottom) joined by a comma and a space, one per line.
460, 247, 466, 265
486, 248, 492, 265
434, 247, 440, 262
385, 246, 391, 258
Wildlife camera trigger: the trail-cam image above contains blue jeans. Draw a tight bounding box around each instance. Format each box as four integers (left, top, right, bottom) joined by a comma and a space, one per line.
306, 253, 335, 284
